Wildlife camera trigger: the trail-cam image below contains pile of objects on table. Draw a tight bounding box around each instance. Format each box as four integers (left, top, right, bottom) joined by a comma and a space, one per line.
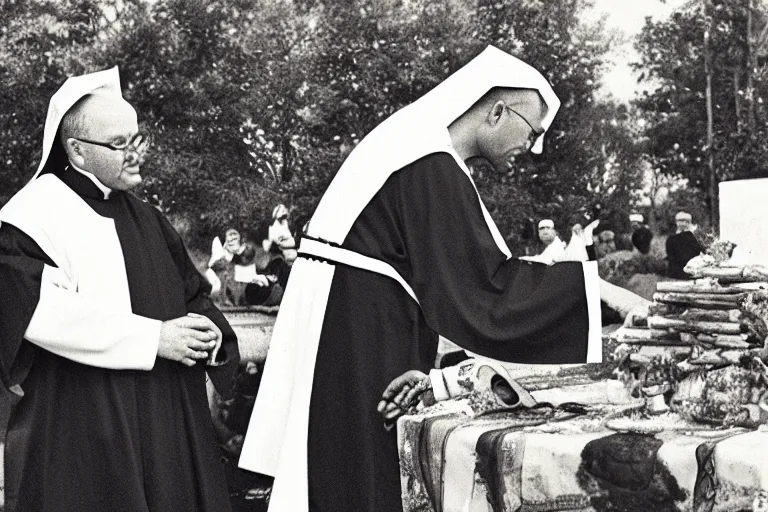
612, 246, 768, 428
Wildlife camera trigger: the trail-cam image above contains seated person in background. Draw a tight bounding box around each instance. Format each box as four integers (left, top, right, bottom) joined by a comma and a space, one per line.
252, 204, 296, 291
535, 218, 566, 261
206, 228, 253, 305
666, 211, 704, 279
523, 219, 598, 265
206, 228, 283, 306
629, 213, 653, 254
595, 229, 617, 258
266, 204, 297, 266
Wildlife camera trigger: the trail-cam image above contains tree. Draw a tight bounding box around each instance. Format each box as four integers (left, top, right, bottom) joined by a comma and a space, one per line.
0, 0, 643, 256
633, 0, 768, 230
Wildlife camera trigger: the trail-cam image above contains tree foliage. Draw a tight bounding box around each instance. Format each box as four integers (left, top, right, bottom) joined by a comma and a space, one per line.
633, 0, 768, 229
0, 0, 644, 254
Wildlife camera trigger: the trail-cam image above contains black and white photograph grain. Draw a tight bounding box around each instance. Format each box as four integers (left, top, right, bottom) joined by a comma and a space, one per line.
2, 0, 768, 511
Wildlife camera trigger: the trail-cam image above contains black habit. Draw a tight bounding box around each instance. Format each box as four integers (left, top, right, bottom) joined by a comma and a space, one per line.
306, 153, 592, 512
0, 166, 238, 512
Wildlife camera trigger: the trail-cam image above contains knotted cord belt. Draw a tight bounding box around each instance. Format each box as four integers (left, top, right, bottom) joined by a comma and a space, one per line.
297, 235, 421, 306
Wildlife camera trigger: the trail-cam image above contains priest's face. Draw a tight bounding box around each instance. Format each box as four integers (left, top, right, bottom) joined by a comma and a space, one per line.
69, 96, 144, 191
477, 91, 546, 172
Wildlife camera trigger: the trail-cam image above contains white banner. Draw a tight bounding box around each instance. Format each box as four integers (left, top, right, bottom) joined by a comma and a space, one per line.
720, 178, 768, 263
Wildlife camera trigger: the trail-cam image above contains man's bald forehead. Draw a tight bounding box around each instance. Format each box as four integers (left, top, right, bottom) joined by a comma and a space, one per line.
485, 86, 545, 110
503, 89, 547, 118
60, 93, 136, 141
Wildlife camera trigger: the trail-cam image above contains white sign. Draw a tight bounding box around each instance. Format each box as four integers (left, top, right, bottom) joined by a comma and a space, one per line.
720, 178, 768, 263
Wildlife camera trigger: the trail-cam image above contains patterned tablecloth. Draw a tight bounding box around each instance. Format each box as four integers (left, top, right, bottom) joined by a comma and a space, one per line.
397, 392, 768, 512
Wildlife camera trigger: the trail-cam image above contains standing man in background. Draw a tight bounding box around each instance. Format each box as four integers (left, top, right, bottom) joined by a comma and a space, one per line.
629, 213, 653, 254
666, 211, 704, 279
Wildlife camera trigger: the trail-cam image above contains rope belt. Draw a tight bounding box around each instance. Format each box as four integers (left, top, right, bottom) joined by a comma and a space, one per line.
297, 236, 420, 306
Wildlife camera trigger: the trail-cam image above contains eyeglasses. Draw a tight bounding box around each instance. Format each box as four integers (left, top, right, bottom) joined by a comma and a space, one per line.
505, 106, 544, 150
76, 132, 150, 154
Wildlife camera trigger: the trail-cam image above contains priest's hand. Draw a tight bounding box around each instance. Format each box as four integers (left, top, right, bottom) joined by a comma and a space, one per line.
188, 312, 223, 365
377, 370, 430, 429
623, 301, 652, 329
158, 315, 219, 367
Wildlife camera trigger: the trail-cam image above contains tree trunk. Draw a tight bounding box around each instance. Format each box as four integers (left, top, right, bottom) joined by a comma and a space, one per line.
747, 0, 757, 131
704, 0, 718, 229
281, 137, 293, 183
734, 68, 742, 134
692, 333, 755, 348
688, 348, 755, 365
681, 308, 743, 322
648, 166, 660, 230
615, 328, 682, 342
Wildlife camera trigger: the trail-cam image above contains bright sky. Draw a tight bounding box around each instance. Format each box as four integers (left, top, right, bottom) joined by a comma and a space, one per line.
584, 0, 692, 101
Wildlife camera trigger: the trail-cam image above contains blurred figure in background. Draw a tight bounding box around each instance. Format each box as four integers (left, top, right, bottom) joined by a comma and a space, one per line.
666, 211, 704, 279
535, 218, 566, 261
206, 228, 283, 307
522, 218, 598, 265
595, 229, 617, 258
265, 204, 297, 267
629, 213, 653, 255
252, 204, 296, 292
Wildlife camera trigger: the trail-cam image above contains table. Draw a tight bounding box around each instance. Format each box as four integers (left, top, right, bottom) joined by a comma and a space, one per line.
397, 385, 768, 512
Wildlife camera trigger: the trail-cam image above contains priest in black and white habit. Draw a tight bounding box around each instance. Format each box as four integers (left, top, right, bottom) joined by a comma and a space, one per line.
0, 68, 239, 511
239, 46, 651, 512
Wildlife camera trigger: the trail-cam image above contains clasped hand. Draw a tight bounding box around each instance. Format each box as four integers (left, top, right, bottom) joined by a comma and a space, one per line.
158, 313, 222, 367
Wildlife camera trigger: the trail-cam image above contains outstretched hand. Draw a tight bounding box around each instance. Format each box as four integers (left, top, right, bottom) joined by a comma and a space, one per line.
377, 370, 429, 427
623, 302, 651, 329
158, 314, 219, 367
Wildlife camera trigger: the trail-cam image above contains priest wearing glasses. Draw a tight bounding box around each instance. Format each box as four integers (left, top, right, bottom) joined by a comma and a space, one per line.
239, 45, 651, 512
0, 68, 238, 511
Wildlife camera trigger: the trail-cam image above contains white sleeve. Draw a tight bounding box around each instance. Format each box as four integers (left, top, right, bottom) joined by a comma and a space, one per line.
24, 264, 161, 370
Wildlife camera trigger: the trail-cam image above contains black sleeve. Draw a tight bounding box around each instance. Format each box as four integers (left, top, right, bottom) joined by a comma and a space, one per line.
154, 211, 240, 396
0, 223, 53, 389
349, 153, 595, 364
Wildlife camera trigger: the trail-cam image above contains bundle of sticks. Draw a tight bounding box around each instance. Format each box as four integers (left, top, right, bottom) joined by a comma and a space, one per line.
611, 263, 768, 420
616, 273, 768, 368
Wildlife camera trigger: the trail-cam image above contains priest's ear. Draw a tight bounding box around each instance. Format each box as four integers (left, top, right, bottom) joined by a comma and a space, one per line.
63, 137, 87, 168
487, 101, 505, 127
